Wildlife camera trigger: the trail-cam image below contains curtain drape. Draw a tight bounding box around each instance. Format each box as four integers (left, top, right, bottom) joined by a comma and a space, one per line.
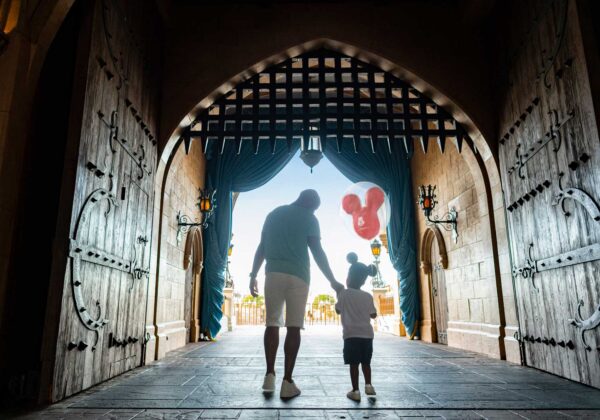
201, 140, 301, 338
323, 140, 420, 337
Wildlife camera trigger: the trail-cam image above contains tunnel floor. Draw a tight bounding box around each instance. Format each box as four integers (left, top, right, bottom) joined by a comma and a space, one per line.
15, 326, 600, 419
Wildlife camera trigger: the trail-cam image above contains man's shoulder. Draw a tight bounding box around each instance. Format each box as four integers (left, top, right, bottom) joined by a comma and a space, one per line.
359, 290, 373, 298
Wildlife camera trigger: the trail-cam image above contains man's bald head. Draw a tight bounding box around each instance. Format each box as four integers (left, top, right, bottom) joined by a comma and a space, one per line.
294, 189, 321, 211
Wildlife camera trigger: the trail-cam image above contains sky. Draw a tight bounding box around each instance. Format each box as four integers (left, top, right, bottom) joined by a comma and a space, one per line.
229, 151, 398, 298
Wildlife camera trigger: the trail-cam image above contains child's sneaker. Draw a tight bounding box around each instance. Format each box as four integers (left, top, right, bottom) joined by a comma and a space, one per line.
346, 389, 361, 401
365, 384, 376, 395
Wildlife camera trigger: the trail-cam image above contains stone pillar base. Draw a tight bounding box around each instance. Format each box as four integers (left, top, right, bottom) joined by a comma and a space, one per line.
447, 321, 504, 359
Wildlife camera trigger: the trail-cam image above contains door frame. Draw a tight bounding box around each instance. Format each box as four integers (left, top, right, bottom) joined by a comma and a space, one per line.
419, 226, 448, 343
183, 227, 204, 342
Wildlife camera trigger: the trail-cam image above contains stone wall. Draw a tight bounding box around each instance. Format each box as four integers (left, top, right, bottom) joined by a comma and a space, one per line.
411, 144, 518, 361
146, 139, 205, 361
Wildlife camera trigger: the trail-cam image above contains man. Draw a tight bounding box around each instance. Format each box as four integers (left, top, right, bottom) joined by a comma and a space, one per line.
249, 189, 343, 399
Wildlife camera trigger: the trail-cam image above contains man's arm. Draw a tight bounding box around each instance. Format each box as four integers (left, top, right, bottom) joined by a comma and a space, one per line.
249, 242, 265, 297
308, 236, 343, 292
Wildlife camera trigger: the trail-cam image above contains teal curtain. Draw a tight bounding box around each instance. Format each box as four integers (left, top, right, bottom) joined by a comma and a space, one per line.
324, 140, 420, 337
201, 140, 300, 338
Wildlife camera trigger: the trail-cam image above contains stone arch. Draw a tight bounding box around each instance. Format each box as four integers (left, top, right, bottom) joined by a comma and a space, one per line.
154, 38, 514, 357
420, 226, 448, 275
163, 38, 497, 164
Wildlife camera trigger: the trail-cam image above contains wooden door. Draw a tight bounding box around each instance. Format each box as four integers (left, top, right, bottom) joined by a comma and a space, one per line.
184, 265, 193, 343
45, 0, 159, 401
498, 0, 600, 388
431, 240, 448, 345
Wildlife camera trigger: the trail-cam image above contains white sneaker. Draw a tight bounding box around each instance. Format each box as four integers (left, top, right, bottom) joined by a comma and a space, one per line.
365, 384, 376, 396
347, 389, 361, 401
262, 373, 276, 393
280, 379, 301, 399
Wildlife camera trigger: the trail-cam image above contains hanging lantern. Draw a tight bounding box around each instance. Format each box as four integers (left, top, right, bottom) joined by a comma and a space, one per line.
300, 123, 323, 172
228, 242, 234, 257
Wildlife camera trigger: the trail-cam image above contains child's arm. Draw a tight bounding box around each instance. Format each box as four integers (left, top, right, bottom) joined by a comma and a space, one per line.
370, 295, 377, 318
335, 292, 343, 315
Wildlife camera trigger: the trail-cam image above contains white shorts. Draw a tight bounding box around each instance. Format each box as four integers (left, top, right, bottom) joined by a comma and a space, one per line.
265, 272, 310, 328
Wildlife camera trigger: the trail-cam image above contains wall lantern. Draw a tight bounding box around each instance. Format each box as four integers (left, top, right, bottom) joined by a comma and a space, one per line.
176, 188, 217, 244
198, 188, 216, 215
300, 127, 323, 173
417, 184, 458, 243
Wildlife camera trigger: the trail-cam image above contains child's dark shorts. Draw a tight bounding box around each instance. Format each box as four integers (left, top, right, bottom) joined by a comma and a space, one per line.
343, 338, 373, 365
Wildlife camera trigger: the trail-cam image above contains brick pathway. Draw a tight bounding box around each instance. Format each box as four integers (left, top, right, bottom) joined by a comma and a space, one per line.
10, 326, 600, 419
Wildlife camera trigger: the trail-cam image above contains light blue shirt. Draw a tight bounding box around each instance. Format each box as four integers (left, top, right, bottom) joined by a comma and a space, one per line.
262, 204, 320, 284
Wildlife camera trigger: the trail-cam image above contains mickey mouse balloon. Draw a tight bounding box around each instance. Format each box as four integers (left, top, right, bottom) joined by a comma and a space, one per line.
340, 182, 391, 240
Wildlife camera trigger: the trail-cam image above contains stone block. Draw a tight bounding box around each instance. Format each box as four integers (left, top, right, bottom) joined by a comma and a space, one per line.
468, 298, 483, 322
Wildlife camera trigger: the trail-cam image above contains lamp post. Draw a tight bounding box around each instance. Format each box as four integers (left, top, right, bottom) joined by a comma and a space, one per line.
225, 241, 234, 289
417, 184, 458, 243
370, 239, 386, 289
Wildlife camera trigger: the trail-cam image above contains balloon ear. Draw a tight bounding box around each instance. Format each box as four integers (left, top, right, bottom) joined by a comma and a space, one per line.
365, 187, 385, 210
342, 194, 361, 214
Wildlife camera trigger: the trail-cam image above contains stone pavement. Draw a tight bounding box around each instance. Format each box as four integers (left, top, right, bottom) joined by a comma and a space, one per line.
10, 326, 600, 419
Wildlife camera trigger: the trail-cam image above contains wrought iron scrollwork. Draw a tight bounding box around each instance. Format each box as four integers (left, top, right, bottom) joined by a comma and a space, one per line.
508, 109, 574, 179
553, 172, 600, 221
513, 242, 600, 291
538, 0, 569, 90
70, 189, 116, 349
512, 243, 539, 290
568, 300, 600, 352
425, 208, 458, 244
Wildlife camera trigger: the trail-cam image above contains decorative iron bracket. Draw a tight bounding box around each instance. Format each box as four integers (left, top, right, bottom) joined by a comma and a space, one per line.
426, 207, 458, 244
176, 211, 204, 245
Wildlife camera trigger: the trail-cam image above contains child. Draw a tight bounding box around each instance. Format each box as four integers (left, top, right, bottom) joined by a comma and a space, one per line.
335, 252, 378, 401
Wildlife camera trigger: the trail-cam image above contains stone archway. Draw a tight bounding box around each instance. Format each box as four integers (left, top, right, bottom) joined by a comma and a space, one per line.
158, 40, 516, 356
419, 226, 448, 343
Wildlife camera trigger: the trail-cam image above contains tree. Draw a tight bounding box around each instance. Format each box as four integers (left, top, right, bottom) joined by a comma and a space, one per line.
242, 294, 264, 306
312, 294, 336, 306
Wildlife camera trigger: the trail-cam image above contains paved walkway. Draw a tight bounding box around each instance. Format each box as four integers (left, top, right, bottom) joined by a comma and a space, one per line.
12, 326, 600, 419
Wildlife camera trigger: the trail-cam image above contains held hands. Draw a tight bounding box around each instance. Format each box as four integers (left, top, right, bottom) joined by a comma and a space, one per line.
249, 276, 259, 297
330, 279, 345, 293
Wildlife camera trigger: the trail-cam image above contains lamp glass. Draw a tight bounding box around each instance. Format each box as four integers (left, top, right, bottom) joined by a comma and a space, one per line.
370, 240, 381, 257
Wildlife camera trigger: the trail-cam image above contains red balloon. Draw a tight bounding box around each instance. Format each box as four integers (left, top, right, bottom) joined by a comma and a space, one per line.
342, 187, 385, 240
